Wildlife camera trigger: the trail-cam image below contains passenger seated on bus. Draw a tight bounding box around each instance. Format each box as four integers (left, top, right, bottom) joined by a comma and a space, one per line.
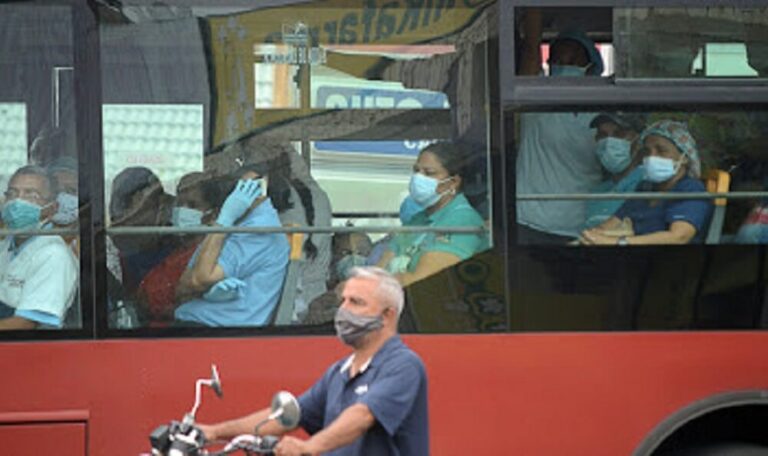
109, 166, 177, 293
136, 172, 227, 326
47, 156, 79, 256
376, 143, 488, 286
263, 148, 332, 321
303, 231, 373, 325
516, 8, 605, 244
583, 113, 647, 228
173, 166, 289, 327
0, 166, 77, 330
580, 120, 713, 245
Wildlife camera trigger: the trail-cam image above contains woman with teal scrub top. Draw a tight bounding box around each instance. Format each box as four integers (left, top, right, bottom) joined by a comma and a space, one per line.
377, 143, 488, 286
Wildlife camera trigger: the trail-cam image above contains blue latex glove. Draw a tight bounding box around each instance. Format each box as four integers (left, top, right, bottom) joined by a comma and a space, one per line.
215, 179, 263, 227
203, 277, 247, 302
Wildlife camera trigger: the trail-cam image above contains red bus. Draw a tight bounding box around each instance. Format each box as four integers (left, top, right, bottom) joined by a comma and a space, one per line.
1, 1, 768, 455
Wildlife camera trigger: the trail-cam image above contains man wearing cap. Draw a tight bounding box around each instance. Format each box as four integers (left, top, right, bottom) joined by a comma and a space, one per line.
109, 166, 177, 293
516, 8, 605, 244
583, 113, 647, 228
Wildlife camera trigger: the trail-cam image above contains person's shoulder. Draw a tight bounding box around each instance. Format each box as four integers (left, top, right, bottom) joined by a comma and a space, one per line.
242, 199, 282, 226
386, 339, 427, 373
673, 177, 706, 192
29, 236, 72, 257
438, 194, 485, 226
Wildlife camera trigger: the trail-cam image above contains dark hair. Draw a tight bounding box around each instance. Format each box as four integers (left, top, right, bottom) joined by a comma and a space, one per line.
109, 166, 163, 220
9, 165, 55, 201
420, 142, 468, 179
239, 154, 319, 260
178, 172, 228, 210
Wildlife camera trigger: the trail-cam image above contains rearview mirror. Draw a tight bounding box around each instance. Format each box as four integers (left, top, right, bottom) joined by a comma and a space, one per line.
270, 391, 301, 429
211, 364, 223, 398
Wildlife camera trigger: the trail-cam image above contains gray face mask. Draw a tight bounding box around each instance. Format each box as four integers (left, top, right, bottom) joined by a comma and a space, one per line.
334, 307, 384, 348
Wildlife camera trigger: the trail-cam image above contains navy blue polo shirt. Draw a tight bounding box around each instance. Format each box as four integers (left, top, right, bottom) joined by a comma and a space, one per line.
614, 177, 713, 243
298, 336, 429, 456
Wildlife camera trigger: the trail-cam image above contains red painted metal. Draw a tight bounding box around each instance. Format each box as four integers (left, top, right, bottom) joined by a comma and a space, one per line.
0, 422, 86, 455
1, 332, 767, 455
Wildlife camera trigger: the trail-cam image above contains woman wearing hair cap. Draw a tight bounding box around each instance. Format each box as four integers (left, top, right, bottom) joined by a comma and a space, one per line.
580, 120, 713, 245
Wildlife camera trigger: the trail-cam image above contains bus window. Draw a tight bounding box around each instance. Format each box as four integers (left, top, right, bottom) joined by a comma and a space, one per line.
616, 7, 768, 78
514, 110, 768, 247
0, 5, 82, 332
515, 7, 768, 79
515, 7, 614, 77
98, 2, 499, 332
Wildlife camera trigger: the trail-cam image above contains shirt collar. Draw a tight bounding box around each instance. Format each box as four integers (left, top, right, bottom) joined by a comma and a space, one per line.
338, 335, 402, 375
339, 353, 373, 375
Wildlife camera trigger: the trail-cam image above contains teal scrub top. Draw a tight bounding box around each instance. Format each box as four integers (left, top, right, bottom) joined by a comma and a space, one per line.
584, 166, 645, 229
389, 193, 488, 273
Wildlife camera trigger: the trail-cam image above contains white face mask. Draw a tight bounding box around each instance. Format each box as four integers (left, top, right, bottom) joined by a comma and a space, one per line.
643, 156, 681, 183
172, 206, 205, 228
51, 192, 78, 225
408, 173, 453, 208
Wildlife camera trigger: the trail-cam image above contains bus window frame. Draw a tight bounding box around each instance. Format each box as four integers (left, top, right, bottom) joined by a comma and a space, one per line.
0, 0, 503, 341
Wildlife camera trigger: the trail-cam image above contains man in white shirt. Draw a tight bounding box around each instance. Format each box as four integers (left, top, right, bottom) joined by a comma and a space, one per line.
0, 166, 78, 330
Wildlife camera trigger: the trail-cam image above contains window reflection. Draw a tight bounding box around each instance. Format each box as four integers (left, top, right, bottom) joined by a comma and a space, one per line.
100, 2, 495, 330
515, 110, 768, 246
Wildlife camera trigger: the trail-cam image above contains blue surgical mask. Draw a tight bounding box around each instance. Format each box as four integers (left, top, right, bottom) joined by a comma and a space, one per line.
550, 64, 588, 77
399, 196, 424, 223
2, 199, 44, 229
408, 173, 451, 208
172, 206, 205, 228
596, 137, 633, 174
643, 156, 680, 183
335, 254, 368, 281
51, 192, 78, 225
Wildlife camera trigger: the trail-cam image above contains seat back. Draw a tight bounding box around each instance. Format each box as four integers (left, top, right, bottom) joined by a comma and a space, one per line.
703, 169, 731, 245
271, 230, 304, 325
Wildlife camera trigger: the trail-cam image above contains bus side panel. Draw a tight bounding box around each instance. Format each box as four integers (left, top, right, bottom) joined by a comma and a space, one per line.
0, 333, 767, 455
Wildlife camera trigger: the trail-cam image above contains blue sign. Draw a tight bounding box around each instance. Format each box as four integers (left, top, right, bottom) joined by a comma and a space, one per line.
315, 85, 448, 156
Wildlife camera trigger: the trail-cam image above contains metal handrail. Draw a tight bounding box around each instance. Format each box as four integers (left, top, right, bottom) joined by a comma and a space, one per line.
517, 191, 768, 201
105, 225, 487, 235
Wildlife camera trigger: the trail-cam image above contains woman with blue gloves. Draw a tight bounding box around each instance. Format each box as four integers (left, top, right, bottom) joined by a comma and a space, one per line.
580, 120, 713, 245
174, 169, 290, 327
376, 143, 488, 286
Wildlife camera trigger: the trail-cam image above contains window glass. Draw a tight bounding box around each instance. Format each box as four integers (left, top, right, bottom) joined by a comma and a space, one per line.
99, 2, 497, 332
0, 6, 82, 332
615, 7, 768, 78
515, 7, 768, 79
514, 110, 768, 246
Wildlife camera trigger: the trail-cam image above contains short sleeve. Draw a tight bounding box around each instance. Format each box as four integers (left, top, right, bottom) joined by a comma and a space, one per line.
664, 180, 713, 235
16, 244, 77, 321
298, 365, 333, 435
423, 232, 485, 260
421, 207, 487, 259
665, 199, 713, 234
217, 234, 261, 279
358, 357, 425, 436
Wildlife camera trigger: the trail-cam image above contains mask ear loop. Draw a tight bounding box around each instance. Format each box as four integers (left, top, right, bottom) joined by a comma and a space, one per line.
439, 175, 458, 196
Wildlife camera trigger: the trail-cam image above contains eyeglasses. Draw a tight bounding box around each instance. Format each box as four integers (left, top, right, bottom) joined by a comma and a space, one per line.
4, 189, 46, 204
